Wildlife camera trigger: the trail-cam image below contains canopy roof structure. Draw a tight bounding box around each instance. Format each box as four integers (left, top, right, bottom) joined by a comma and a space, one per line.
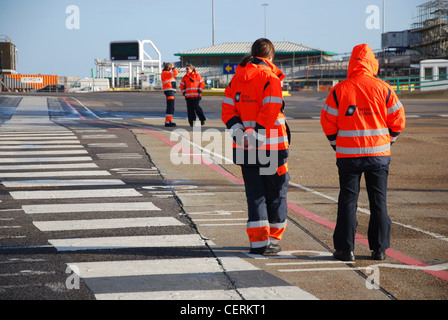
175, 41, 338, 57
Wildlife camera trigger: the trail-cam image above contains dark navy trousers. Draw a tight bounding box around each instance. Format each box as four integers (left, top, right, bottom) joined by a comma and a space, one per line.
334, 157, 391, 253
241, 165, 289, 249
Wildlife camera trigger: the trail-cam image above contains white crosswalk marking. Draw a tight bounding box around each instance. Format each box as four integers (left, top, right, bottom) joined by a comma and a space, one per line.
0, 145, 85, 149
0, 156, 92, 163
0, 163, 98, 170
69, 257, 258, 278
33, 217, 183, 231
0, 140, 80, 144
22, 202, 161, 214
0, 170, 110, 178
0, 136, 78, 140
0, 150, 88, 155
10, 188, 142, 200
3, 179, 125, 188
49, 234, 211, 251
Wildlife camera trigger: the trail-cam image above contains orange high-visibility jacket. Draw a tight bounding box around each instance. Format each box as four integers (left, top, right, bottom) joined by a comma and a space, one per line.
222, 57, 289, 161
161, 68, 179, 92
320, 44, 405, 158
180, 71, 205, 98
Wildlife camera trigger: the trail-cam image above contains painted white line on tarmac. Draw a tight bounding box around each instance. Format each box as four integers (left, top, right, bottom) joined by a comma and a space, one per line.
3, 179, 125, 188
0, 131, 73, 136
0, 150, 88, 156
69, 96, 101, 119
10, 188, 142, 200
50, 234, 211, 251
0, 170, 110, 178
0, 156, 92, 163
0, 136, 77, 140
95, 289, 241, 300
0, 140, 80, 145
277, 263, 448, 273
0, 145, 84, 150
81, 135, 116, 139
0, 163, 98, 170
87, 143, 128, 148
22, 202, 161, 214
0, 270, 56, 277
34, 217, 183, 231
68, 256, 257, 278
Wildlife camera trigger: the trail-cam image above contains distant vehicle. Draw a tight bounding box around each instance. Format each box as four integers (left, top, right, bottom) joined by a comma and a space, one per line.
68, 78, 110, 92
74, 86, 102, 93
36, 84, 66, 92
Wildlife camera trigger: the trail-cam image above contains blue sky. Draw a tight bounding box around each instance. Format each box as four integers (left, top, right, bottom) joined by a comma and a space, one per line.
1, 0, 425, 77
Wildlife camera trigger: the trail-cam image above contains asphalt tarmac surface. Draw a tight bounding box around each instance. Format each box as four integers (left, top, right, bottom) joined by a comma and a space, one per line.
0, 91, 447, 305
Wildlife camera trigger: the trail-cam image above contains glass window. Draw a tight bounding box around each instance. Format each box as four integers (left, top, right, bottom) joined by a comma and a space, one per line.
424, 67, 433, 80
439, 67, 447, 80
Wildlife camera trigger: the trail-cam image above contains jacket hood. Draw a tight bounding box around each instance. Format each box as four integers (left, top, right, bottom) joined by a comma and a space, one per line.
235, 57, 285, 82
347, 44, 379, 78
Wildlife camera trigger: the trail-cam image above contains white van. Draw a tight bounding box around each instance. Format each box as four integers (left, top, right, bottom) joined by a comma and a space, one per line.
68, 78, 110, 92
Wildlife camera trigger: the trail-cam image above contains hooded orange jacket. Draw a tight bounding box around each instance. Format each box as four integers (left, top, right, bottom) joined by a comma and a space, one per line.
320, 44, 405, 158
161, 68, 179, 92
222, 57, 289, 161
180, 71, 205, 98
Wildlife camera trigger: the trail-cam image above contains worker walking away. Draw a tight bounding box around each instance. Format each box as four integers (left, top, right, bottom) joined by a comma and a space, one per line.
161, 62, 179, 127
222, 38, 290, 255
320, 43, 406, 261
180, 64, 206, 127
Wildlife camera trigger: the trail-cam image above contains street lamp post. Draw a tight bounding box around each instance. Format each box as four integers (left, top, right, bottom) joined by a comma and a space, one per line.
212, 0, 215, 46
262, 3, 268, 38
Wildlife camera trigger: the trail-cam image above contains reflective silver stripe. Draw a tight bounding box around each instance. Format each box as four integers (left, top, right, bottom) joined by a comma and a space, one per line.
229, 123, 244, 137
243, 120, 256, 128
387, 101, 403, 114
336, 144, 391, 155
247, 220, 269, 229
337, 128, 389, 137
230, 123, 244, 131
185, 93, 201, 97
163, 88, 176, 92
162, 80, 174, 84
251, 130, 266, 142
222, 97, 234, 106
270, 222, 287, 230
323, 104, 338, 116
263, 96, 283, 106
265, 135, 288, 145
275, 117, 286, 125
250, 239, 270, 248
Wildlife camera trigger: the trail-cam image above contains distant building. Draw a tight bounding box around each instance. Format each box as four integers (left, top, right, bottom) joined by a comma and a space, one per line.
420, 59, 448, 90
379, 0, 448, 77
0, 35, 17, 74
174, 41, 337, 67
410, 0, 448, 59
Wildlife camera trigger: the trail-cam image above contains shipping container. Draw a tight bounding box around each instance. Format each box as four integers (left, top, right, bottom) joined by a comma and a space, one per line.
1, 74, 58, 91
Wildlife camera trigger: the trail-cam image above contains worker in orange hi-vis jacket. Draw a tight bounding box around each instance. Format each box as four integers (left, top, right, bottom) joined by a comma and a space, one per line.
180, 64, 206, 127
222, 38, 290, 255
320, 43, 406, 262
161, 62, 179, 127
